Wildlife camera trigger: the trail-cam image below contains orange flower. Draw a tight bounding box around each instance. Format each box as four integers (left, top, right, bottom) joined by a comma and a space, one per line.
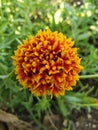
12, 29, 83, 97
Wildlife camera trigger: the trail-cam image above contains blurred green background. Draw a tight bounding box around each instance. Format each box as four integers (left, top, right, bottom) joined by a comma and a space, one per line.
0, 0, 98, 129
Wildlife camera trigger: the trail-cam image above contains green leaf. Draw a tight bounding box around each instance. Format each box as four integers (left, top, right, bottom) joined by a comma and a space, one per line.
35, 97, 49, 111
64, 92, 98, 108
0, 63, 8, 74
77, 32, 91, 41
0, 71, 14, 79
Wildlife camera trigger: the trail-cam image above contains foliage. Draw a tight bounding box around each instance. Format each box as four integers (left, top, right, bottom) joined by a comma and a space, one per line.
0, 0, 98, 129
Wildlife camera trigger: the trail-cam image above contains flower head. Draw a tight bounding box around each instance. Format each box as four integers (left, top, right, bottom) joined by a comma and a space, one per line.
12, 29, 83, 97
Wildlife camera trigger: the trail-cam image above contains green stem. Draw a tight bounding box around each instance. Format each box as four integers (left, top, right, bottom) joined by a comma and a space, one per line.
80, 74, 98, 79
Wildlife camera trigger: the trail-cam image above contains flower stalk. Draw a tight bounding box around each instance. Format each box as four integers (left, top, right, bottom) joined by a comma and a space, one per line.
80, 74, 98, 79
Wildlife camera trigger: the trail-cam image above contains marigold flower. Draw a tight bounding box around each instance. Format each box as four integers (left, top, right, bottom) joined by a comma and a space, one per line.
12, 29, 83, 97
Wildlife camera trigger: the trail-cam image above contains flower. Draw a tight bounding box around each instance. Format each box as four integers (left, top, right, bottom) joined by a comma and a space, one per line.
12, 29, 83, 97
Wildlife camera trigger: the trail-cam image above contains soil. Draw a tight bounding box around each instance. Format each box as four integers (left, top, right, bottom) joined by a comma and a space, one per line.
0, 109, 98, 130
71, 109, 98, 130
0, 108, 98, 130
43, 108, 98, 130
